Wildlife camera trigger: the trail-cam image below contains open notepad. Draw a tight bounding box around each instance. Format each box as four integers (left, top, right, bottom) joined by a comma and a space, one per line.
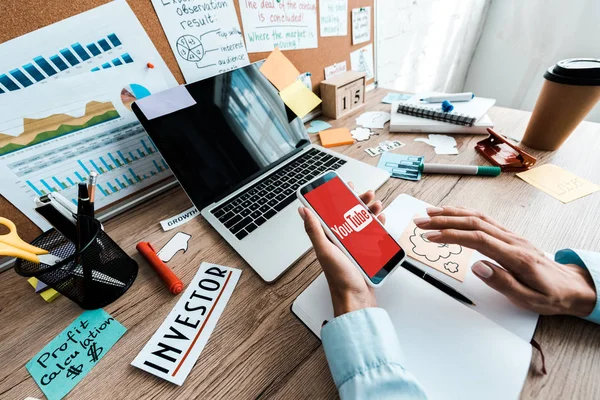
292, 194, 539, 400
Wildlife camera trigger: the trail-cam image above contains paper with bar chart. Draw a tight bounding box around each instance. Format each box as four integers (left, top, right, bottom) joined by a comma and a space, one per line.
0, 66, 173, 230
0, 0, 176, 95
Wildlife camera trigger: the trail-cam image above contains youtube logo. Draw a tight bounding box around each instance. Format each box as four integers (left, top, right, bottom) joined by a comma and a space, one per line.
330, 205, 373, 239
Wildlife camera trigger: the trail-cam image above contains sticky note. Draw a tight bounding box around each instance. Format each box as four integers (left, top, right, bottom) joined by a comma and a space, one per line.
399, 216, 474, 282
26, 309, 126, 400
377, 153, 423, 181
259, 47, 301, 91
27, 277, 60, 301
318, 128, 354, 148
306, 120, 332, 133
132, 264, 241, 385
517, 164, 600, 204
279, 80, 322, 119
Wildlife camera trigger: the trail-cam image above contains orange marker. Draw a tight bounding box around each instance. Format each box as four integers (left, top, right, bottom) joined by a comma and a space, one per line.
136, 242, 184, 294
146, 62, 155, 69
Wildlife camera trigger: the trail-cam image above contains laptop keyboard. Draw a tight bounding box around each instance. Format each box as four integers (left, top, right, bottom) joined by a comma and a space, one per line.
210, 148, 346, 240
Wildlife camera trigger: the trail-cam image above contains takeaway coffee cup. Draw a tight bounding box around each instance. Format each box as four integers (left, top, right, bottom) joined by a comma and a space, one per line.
521, 58, 600, 151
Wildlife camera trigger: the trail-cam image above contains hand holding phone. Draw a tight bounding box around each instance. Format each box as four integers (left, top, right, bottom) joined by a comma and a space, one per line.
297, 185, 386, 316
297, 171, 405, 288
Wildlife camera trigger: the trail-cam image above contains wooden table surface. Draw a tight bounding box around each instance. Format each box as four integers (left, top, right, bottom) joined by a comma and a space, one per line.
1, 88, 600, 400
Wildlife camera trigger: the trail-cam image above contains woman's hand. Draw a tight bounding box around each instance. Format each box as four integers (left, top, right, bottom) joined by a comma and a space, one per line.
414, 206, 597, 317
298, 186, 385, 317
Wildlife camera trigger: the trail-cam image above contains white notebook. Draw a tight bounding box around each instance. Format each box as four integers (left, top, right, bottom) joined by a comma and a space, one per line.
390, 103, 494, 134
292, 194, 539, 400
395, 93, 496, 127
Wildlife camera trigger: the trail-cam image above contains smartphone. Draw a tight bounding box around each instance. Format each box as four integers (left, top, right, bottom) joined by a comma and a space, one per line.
297, 171, 405, 286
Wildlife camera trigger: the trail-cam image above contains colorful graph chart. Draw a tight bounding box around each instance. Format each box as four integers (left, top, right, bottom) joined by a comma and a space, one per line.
0, 101, 120, 156
0, 33, 128, 94
121, 84, 151, 110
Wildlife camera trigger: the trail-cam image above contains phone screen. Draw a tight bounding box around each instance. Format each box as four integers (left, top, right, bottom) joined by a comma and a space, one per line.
302, 175, 404, 280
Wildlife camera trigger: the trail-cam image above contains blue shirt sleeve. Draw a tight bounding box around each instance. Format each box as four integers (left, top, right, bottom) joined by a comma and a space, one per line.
321, 307, 427, 400
555, 249, 600, 324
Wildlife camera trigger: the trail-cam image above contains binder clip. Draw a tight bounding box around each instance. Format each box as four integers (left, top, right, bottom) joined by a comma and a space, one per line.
475, 128, 537, 172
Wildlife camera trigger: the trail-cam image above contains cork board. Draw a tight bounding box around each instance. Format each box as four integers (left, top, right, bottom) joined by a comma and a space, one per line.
0, 0, 375, 242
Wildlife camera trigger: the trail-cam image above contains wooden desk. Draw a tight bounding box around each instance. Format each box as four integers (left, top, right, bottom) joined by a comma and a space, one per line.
1, 88, 599, 399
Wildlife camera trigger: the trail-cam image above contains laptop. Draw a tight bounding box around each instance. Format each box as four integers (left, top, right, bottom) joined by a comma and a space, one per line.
132, 62, 390, 282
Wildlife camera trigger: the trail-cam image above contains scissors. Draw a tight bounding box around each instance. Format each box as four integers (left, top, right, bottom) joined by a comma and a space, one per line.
0, 217, 125, 287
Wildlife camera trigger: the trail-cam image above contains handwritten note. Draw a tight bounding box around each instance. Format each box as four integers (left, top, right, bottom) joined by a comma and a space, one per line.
320, 0, 348, 37
151, 0, 249, 83
324, 61, 347, 79
279, 80, 322, 118
399, 217, 473, 282
26, 309, 126, 400
239, 0, 318, 53
352, 7, 370, 44
350, 44, 374, 80
517, 164, 600, 203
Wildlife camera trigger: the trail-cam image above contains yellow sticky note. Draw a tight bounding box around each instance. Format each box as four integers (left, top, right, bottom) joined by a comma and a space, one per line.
319, 128, 354, 148
280, 80, 322, 118
40, 288, 60, 303
517, 164, 600, 203
398, 216, 474, 282
259, 47, 301, 91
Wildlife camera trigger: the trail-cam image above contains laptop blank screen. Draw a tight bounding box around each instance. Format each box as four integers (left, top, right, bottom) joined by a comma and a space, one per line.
133, 63, 309, 210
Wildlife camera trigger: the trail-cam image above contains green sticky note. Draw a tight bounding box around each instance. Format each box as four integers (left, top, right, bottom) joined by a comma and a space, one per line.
26, 309, 126, 400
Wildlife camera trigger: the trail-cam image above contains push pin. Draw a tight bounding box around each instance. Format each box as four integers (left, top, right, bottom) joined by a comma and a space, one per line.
146, 62, 155, 69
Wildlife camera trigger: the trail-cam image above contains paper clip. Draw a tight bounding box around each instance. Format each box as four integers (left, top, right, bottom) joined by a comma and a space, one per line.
475, 128, 537, 172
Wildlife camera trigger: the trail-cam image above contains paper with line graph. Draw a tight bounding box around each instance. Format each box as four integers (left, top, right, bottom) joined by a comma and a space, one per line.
0, 66, 172, 230
0, 1, 176, 94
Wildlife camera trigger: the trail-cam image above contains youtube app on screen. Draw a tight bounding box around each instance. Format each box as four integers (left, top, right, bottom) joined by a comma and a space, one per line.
303, 176, 401, 278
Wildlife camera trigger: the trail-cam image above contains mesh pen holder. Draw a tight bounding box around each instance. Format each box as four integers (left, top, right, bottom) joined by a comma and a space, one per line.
14, 216, 138, 309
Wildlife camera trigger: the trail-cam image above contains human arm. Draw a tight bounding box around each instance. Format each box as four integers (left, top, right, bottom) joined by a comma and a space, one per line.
413, 207, 598, 321
298, 188, 427, 399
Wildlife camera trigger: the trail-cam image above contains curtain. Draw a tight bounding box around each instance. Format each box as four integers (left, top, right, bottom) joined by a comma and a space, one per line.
376, 0, 491, 93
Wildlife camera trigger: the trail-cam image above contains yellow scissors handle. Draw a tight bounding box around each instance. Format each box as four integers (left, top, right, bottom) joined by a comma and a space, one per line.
0, 242, 40, 263
0, 217, 47, 258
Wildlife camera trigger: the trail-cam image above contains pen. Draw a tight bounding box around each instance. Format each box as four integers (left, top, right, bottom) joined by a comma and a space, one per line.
76, 183, 91, 256
420, 93, 474, 103
401, 260, 475, 306
136, 242, 184, 294
419, 163, 501, 177
87, 171, 98, 220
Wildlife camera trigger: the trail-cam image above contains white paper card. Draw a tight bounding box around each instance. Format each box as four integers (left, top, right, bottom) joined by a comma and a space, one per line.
160, 206, 200, 231
238, 0, 318, 53
150, 0, 249, 83
131, 263, 242, 385
136, 85, 197, 121
324, 61, 347, 79
414, 134, 459, 155
319, 0, 348, 37
350, 43, 374, 80
351, 7, 370, 44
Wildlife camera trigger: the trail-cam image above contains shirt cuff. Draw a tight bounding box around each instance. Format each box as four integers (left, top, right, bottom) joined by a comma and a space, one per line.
555, 249, 600, 324
321, 307, 403, 388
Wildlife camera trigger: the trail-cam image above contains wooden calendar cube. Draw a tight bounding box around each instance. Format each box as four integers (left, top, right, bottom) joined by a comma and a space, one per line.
320, 71, 366, 119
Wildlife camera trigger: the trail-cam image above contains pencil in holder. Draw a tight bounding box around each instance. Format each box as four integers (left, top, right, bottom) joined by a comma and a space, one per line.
14, 216, 138, 309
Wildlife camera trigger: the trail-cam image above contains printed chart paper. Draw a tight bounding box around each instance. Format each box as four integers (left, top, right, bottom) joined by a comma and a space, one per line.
238, 0, 318, 53
26, 309, 126, 400
0, 1, 176, 94
319, 0, 348, 37
352, 7, 371, 44
517, 164, 600, 204
0, 66, 173, 230
324, 61, 347, 79
350, 44, 374, 80
132, 264, 241, 385
399, 217, 473, 281
150, 0, 249, 83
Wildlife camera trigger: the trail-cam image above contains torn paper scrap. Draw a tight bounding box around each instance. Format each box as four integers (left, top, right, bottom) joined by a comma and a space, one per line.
157, 232, 192, 263
415, 134, 458, 155
356, 111, 391, 129
350, 127, 373, 141
306, 120, 332, 133
160, 206, 200, 231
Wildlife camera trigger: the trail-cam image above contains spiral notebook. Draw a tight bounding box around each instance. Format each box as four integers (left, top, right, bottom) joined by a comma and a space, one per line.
396, 94, 496, 126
